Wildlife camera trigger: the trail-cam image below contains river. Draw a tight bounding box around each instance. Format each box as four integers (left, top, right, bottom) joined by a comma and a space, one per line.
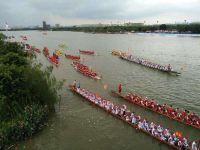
3, 31, 200, 150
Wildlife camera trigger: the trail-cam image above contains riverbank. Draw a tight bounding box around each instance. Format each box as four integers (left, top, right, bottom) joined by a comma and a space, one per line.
52, 23, 200, 34
1, 23, 200, 34
0, 33, 62, 149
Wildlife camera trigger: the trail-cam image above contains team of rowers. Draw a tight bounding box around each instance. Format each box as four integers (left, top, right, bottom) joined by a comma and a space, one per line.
42, 47, 60, 65
122, 54, 172, 72
124, 92, 200, 128
65, 54, 80, 60
48, 53, 59, 65
72, 83, 199, 150
72, 61, 99, 78
43, 47, 49, 57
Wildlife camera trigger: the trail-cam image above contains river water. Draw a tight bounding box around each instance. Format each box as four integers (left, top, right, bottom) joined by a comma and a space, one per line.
3, 31, 200, 150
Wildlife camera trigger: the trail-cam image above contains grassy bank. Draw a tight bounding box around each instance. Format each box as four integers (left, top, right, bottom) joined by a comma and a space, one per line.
0, 33, 62, 149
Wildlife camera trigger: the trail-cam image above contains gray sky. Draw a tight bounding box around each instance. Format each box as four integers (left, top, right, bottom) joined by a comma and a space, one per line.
0, 0, 200, 27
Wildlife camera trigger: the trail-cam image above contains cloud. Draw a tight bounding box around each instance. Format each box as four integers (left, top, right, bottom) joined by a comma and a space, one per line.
0, 0, 199, 27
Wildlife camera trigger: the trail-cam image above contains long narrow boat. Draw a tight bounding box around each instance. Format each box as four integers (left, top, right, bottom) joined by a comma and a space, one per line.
120, 55, 181, 76
69, 85, 197, 150
43, 47, 49, 57
111, 90, 200, 130
111, 50, 127, 56
55, 49, 63, 56
72, 61, 101, 80
47, 56, 59, 66
65, 54, 80, 60
79, 49, 95, 55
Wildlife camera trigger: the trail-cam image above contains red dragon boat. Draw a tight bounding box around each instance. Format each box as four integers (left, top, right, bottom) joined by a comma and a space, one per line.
111, 90, 200, 130
79, 49, 95, 55
71, 61, 101, 80
43, 47, 49, 57
65, 54, 80, 60
48, 55, 59, 66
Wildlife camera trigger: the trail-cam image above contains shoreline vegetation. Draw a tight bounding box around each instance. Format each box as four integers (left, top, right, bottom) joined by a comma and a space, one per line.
1, 23, 200, 34
0, 33, 63, 149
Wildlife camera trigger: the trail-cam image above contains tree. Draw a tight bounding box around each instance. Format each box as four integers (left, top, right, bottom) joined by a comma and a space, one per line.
159, 24, 167, 30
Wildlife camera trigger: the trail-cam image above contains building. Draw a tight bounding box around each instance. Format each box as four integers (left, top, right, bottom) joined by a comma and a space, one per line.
43, 21, 51, 30
55, 24, 60, 28
43, 21, 47, 29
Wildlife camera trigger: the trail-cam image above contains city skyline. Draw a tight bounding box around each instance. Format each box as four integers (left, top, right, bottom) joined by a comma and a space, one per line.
0, 0, 200, 27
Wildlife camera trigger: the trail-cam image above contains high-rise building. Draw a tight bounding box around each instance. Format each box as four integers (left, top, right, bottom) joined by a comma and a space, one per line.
43, 21, 51, 30
43, 21, 47, 30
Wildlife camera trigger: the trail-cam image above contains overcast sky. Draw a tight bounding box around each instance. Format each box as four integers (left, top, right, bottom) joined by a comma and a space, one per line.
0, 0, 200, 27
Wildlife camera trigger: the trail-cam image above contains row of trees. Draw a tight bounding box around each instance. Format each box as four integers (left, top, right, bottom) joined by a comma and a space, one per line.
52, 23, 200, 34
0, 33, 62, 149
1, 23, 199, 34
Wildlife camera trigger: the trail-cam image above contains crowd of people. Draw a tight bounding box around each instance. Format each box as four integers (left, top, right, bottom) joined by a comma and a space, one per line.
73, 86, 199, 150
122, 54, 173, 72
72, 62, 99, 79
125, 93, 200, 128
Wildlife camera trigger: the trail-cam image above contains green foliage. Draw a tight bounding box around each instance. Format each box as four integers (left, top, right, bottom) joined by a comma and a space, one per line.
0, 52, 27, 66
0, 34, 6, 40
51, 23, 200, 34
159, 24, 167, 30
0, 33, 62, 149
0, 42, 25, 56
0, 104, 49, 149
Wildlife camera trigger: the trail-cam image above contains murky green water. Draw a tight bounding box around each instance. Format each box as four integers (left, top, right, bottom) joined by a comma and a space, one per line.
3, 31, 200, 150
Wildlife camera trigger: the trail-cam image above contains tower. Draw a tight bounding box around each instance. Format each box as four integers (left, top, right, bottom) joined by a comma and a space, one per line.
43, 21, 47, 30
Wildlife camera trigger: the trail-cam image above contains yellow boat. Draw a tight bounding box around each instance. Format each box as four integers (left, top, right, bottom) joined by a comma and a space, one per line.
55, 49, 63, 56
111, 51, 127, 56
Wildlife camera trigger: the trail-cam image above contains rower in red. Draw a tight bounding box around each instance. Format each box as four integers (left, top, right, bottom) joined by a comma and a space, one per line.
118, 84, 122, 94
